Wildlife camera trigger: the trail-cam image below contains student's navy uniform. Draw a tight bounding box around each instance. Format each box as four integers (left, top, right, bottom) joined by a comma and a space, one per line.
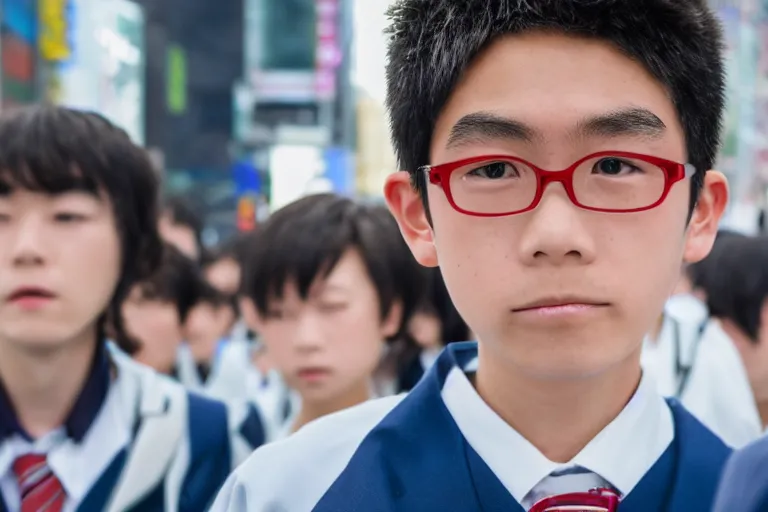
0, 343, 232, 512
175, 342, 268, 463
397, 347, 442, 392
712, 435, 768, 512
211, 342, 731, 511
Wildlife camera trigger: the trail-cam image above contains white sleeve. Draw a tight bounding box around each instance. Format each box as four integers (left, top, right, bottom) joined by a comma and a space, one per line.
209, 473, 249, 512
680, 320, 763, 448
209, 395, 405, 511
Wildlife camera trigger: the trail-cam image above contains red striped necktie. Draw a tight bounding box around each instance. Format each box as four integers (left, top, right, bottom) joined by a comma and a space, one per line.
12, 454, 66, 512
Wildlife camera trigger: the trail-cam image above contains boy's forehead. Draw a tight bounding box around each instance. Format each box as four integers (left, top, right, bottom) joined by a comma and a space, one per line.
431, 32, 683, 157
269, 255, 364, 302
0, 175, 104, 201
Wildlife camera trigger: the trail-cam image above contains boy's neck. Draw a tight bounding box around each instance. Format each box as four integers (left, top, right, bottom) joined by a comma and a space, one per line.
647, 313, 665, 345
292, 380, 372, 433
757, 400, 768, 431
0, 329, 98, 439
189, 337, 219, 365
475, 345, 642, 463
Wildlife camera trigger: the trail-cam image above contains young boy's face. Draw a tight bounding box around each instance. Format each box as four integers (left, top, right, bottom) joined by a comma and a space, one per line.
205, 257, 241, 296
244, 248, 400, 405
409, 310, 443, 350
0, 189, 122, 349
159, 215, 199, 261
386, 32, 727, 379
123, 287, 183, 374
726, 301, 768, 405
184, 301, 235, 352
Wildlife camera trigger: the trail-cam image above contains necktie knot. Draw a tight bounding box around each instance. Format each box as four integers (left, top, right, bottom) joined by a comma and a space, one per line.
12, 454, 65, 512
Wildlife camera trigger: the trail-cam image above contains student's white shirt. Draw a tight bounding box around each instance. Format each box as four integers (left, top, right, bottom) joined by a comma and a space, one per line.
175, 342, 206, 392
213, 339, 290, 439
679, 319, 762, 447
442, 365, 671, 508
272, 387, 380, 442
174, 342, 270, 465
0, 377, 130, 512
272, 392, 302, 441
419, 347, 442, 373
641, 294, 761, 448
0, 347, 233, 512
211, 350, 672, 511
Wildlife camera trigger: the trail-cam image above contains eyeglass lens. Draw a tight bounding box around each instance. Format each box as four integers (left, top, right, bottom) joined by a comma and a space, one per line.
448, 155, 666, 214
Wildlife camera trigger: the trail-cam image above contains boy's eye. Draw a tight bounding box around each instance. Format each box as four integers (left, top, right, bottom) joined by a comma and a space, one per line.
318, 302, 348, 314
265, 310, 285, 320
54, 212, 87, 223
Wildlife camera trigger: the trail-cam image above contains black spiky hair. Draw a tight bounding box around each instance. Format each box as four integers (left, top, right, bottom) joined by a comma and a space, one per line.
241, 193, 426, 343
385, 0, 725, 208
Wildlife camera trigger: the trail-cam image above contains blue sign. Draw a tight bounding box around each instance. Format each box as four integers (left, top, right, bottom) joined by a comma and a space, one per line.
232, 159, 261, 195
323, 147, 354, 194
3, 0, 36, 43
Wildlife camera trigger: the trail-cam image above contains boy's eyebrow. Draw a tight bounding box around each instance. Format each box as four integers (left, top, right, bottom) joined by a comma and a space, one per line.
576, 107, 667, 140
447, 112, 538, 148
316, 283, 349, 295
446, 107, 666, 149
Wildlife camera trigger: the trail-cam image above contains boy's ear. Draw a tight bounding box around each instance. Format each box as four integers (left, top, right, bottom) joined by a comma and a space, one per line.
239, 297, 264, 332
684, 170, 728, 263
384, 171, 439, 267
382, 299, 404, 339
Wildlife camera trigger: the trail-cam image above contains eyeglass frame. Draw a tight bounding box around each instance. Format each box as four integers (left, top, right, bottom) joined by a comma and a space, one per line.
418, 150, 696, 218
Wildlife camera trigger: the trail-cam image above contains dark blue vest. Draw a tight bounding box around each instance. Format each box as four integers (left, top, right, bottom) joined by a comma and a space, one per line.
313, 342, 732, 511
712, 434, 768, 512
0, 392, 231, 512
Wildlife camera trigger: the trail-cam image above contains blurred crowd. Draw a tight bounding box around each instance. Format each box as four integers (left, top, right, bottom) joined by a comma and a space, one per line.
8, 0, 768, 510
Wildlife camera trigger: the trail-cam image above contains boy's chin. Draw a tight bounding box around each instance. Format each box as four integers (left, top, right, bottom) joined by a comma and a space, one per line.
483, 343, 639, 383
0, 328, 83, 353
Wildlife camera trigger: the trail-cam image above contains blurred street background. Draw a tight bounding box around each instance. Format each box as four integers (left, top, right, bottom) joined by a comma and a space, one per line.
3, 0, 768, 239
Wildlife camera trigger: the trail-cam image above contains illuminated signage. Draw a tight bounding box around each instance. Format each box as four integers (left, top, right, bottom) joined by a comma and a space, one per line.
38, 0, 71, 61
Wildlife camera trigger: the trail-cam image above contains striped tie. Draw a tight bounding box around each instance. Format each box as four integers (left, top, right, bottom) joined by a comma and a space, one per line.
12, 454, 65, 512
524, 466, 617, 509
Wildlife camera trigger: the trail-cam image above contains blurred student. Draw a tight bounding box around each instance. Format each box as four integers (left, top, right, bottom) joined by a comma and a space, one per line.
180, 284, 238, 389
398, 266, 470, 392
706, 235, 768, 432
203, 236, 246, 297
641, 231, 758, 447
0, 105, 229, 511
213, 0, 731, 509
201, 235, 255, 353
200, 234, 291, 433
123, 244, 200, 377
123, 243, 266, 465
159, 197, 204, 262
238, 194, 422, 438
711, 235, 768, 511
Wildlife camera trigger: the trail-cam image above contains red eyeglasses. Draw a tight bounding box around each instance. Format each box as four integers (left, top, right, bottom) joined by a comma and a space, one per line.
528, 488, 620, 512
420, 151, 695, 217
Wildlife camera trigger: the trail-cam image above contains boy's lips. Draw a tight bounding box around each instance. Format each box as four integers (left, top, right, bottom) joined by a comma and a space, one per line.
5, 286, 57, 311
296, 367, 332, 383
512, 295, 610, 312
511, 296, 610, 321
6, 286, 57, 302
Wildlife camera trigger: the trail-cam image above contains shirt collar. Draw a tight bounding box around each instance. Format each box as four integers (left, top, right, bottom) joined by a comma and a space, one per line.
664, 293, 708, 325
439, 344, 674, 503
0, 342, 111, 443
